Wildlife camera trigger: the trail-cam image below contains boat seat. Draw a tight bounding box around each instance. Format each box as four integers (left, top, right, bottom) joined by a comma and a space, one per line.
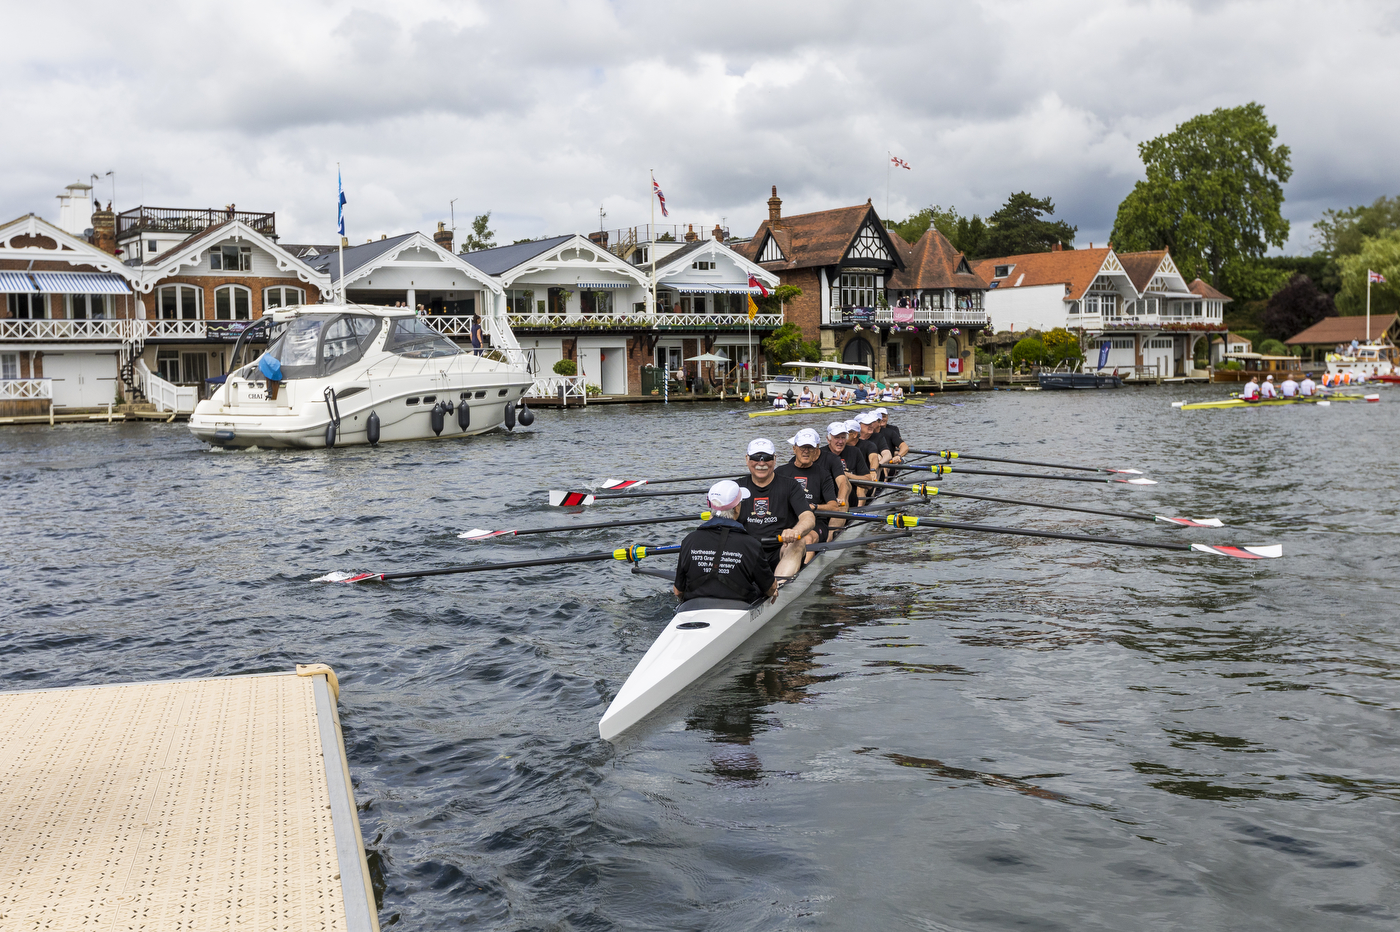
676, 597, 756, 613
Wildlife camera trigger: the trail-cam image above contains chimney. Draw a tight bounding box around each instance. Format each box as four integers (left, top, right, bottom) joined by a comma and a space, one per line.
712, 223, 724, 242
1051, 243, 1063, 252
684, 223, 698, 243
767, 185, 782, 224
434, 221, 454, 253
91, 204, 116, 255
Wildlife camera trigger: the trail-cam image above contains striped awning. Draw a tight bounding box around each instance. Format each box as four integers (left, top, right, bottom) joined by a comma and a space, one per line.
30, 272, 132, 294
575, 281, 634, 290
668, 283, 764, 294
0, 271, 36, 293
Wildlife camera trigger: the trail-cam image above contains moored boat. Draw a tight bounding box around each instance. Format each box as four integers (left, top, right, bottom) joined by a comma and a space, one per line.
189, 304, 534, 449
1037, 371, 1123, 390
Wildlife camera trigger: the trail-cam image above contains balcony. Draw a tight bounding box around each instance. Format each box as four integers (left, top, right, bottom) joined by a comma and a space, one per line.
829, 306, 989, 327
1075, 312, 1225, 332
0, 319, 137, 341
0, 378, 52, 401
488, 312, 784, 331
117, 206, 276, 239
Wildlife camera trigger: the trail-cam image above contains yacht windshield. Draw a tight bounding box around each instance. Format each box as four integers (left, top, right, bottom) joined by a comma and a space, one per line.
385, 318, 461, 359
259, 313, 382, 380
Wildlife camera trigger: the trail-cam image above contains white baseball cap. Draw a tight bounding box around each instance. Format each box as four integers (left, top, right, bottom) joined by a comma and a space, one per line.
827, 421, 848, 437
707, 479, 751, 511
873, 407, 888, 417
857, 411, 880, 425
1266, 374, 1274, 380
843, 419, 860, 433
746, 437, 776, 457
788, 428, 821, 448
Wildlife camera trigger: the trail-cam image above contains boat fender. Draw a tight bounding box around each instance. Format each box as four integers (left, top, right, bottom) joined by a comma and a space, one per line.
443, 399, 454, 414
430, 403, 445, 436
366, 411, 380, 445
517, 400, 535, 427
324, 421, 337, 449
457, 401, 470, 431
504, 401, 516, 431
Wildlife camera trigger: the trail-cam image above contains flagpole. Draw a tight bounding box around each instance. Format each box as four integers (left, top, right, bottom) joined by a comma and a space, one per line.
1366, 272, 1372, 343
337, 162, 346, 307
885, 151, 890, 220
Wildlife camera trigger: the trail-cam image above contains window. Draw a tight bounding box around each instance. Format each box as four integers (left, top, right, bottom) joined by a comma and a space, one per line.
838, 272, 879, 307
147, 240, 158, 252
1082, 295, 1098, 315
209, 244, 252, 271
7, 294, 48, 319
1100, 294, 1116, 316
581, 290, 614, 315
384, 317, 460, 359
264, 286, 306, 309
157, 285, 203, 320
994, 265, 1011, 278
214, 285, 252, 320
1193, 301, 1202, 317
156, 349, 181, 382
1, 353, 18, 380
691, 260, 716, 270
67, 295, 113, 320
506, 289, 534, 315
758, 235, 783, 263
656, 290, 674, 312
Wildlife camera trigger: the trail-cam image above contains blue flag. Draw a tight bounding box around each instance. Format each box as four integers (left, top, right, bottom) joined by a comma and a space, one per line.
337, 168, 347, 236
1097, 340, 1110, 369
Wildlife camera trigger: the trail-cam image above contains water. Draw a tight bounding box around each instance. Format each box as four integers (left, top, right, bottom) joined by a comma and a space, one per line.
2, 385, 1397, 930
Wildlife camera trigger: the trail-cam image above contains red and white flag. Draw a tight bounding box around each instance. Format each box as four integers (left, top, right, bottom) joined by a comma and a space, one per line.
1368, 269, 1386, 283
747, 273, 769, 297
890, 156, 911, 170
652, 175, 669, 217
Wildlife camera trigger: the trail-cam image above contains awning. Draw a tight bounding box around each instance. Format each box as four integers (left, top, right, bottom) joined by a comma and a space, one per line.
667, 283, 765, 294
575, 282, 634, 290
0, 271, 36, 293
30, 272, 132, 294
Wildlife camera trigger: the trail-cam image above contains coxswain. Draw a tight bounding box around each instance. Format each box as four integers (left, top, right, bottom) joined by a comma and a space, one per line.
1299, 373, 1316, 396
1280, 375, 1299, 398
673, 480, 776, 604
737, 438, 817, 579
1260, 375, 1278, 399
1241, 376, 1260, 401
777, 428, 844, 560
772, 394, 789, 409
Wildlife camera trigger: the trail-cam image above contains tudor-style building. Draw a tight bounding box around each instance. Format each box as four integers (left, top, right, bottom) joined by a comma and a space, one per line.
737, 187, 990, 382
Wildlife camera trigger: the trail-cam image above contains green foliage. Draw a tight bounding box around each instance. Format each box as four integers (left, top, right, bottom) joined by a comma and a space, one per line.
1257, 338, 1288, 355
1010, 337, 1047, 368
657, 232, 676, 242
1220, 359, 1242, 370
981, 192, 1077, 257
887, 205, 989, 257
1336, 229, 1400, 316
755, 283, 802, 315
552, 358, 577, 376
1260, 274, 1335, 341
584, 383, 602, 396
1216, 260, 1292, 302
761, 322, 822, 366
1041, 327, 1084, 364
1254, 254, 1338, 292
992, 352, 1013, 368
1313, 195, 1400, 258
462, 212, 496, 251
1109, 102, 1292, 284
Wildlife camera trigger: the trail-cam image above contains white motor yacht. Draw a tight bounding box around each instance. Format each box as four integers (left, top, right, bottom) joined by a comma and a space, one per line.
189, 305, 535, 449
764, 360, 873, 402
1325, 340, 1395, 379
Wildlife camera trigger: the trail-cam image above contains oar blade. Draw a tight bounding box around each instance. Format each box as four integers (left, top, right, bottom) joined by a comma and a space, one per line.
1108, 468, 1145, 475
459, 528, 516, 540
599, 478, 647, 490
549, 490, 596, 507
1117, 477, 1158, 485
1190, 543, 1283, 559
313, 570, 384, 583
1155, 517, 1225, 528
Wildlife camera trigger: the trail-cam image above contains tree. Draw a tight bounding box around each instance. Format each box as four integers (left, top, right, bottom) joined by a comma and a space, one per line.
1109, 102, 1292, 284
761, 322, 821, 366
1010, 337, 1047, 369
1260, 274, 1335, 341
1335, 229, 1400, 318
887, 205, 989, 256
462, 212, 496, 251
1313, 194, 1400, 258
980, 192, 1077, 257
754, 283, 802, 316
1041, 327, 1084, 365
1257, 338, 1289, 356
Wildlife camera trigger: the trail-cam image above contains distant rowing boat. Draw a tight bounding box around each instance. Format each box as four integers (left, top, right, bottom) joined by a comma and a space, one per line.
1175, 393, 1377, 411
748, 398, 926, 418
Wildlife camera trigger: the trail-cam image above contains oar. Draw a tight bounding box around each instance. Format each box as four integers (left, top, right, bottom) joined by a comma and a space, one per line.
836, 513, 1279, 560
885, 463, 1158, 485
848, 479, 1223, 527
907, 448, 1144, 475
549, 487, 709, 507
315, 543, 684, 583
461, 512, 712, 540
595, 473, 743, 490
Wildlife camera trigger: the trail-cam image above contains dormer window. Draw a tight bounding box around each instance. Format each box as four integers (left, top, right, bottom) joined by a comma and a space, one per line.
210, 244, 252, 271
994, 265, 1011, 278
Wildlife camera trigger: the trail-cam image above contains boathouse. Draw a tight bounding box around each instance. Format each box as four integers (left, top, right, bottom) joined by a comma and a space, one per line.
1285, 313, 1400, 365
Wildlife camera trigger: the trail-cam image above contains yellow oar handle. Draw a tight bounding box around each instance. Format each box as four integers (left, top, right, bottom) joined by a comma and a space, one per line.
885, 514, 921, 528
701, 511, 712, 520
927, 464, 953, 474
939, 450, 959, 459
615, 546, 652, 561
910, 483, 940, 495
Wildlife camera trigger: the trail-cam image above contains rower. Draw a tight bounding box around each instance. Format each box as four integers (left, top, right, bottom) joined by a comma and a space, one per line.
777, 428, 844, 558
854, 411, 885, 478
841, 419, 874, 506
1260, 374, 1278, 399
799, 386, 816, 407
1300, 373, 1316, 396
1280, 374, 1299, 398
821, 420, 854, 511
673, 480, 777, 604
737, 438, 817, 579
1241, 376, 1260, 401
872, 407, 909, 463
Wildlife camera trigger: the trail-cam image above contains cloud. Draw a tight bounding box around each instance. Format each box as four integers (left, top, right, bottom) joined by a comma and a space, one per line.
3, 0, 1397, 255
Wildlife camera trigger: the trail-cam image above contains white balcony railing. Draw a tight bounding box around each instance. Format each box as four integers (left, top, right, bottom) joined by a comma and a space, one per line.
145, 319, 208, 339
656, 313, 783, 327
0, 319, 135, 341
0, 378, 52, 400
134, 359, 197, 413
832, 306, 988, 327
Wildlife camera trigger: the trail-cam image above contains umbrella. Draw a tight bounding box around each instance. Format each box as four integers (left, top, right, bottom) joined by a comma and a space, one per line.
685, 353, 730, 362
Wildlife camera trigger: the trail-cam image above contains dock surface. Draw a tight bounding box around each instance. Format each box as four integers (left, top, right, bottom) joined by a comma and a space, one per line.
0, 666, 377, 931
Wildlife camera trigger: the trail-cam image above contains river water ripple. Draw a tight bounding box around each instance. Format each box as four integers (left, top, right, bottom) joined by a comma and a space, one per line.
1, 384, 1397, 930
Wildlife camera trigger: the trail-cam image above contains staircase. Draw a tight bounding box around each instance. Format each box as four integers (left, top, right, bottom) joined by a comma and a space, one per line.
119, 321, 147, 401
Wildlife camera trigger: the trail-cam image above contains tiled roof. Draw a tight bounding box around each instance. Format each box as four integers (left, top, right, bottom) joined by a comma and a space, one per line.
971, 248, 1113, 301
1188, 278, 1232, 302
459, 234, 574, 276
737, 202, 902, 271
887, 229, 988, 291
1284, 314, 1400, 345
304, 233, 416, 283
1117, 250, 1168, 292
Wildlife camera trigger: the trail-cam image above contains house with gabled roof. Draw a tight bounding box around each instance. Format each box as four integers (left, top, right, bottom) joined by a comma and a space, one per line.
884, 229, 991, 381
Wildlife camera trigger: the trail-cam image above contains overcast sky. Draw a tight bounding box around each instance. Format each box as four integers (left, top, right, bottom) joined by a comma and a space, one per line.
6, 0, 1397, 254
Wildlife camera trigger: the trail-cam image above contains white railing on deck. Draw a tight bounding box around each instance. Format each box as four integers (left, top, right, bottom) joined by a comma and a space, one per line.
832, 307, 988, 326
528, 374, 587, 401
134, 359, 197, 413
145, 319, 208, 339
0, 378, 52, 400
656, 313, 783, 327
0, 319, 135, 341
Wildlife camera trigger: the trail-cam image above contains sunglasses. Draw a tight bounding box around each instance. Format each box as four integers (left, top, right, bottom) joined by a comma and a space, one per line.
748, 453, 775, 462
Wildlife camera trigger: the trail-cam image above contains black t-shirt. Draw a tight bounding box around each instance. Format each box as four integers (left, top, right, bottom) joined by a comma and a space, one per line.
869, 429, 894, 455
674, 518, 774, 603
737, 474, 811, 547
855, 438, 881, 473
817, 447, 849, 500
882, 423, 905, 452
839, 442, 869, 477
776, 459, 837, 508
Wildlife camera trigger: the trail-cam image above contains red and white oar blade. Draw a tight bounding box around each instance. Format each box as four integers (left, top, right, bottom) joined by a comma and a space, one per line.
549, 490, 596, 507
1156, 516, 1225, 528
598, 478, 647, 490
459, 528, 516, 541
1366, 393, 1380, 402
1115, 477, 1158, 485
1108, 468, 1144, 475
313, 570, 385, 583
1191, 543, 1283, 559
